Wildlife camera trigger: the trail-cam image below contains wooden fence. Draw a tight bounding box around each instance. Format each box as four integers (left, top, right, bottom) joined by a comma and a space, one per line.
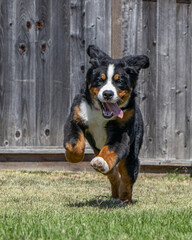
0, 0, 192, 170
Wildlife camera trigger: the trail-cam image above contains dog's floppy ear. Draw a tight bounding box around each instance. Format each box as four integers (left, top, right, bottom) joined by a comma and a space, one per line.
87, 45, 111, 67
122, 55, 149, 88
123, 55, 150, 71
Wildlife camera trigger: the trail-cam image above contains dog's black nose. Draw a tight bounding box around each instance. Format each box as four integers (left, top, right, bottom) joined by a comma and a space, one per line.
103, 90, 114, 100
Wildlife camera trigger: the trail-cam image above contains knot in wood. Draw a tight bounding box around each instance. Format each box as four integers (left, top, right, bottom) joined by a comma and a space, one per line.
4, 140, 9, 146
36, 21, 43, 29
15, 131, 21, 138
19, 44, 26, 53
45, 129, 50, 136
41, 43, 46, 52
26, 21, 32, 30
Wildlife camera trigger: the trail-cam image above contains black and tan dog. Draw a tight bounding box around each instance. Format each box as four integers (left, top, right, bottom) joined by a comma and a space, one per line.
64, 45, 149, 204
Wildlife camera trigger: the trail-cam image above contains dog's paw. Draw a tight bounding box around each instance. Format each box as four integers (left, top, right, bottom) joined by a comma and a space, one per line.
90, 157, 109, 173
119, 199, 133, 207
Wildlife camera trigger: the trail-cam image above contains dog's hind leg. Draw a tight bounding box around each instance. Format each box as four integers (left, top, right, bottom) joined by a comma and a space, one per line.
64, 121, 85, 163
106, 166, 121, 201
118, 149, 139, 204
118, 159, 133, 204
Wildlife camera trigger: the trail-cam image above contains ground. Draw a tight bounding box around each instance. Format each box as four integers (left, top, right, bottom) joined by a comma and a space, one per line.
0, 171, 191, 240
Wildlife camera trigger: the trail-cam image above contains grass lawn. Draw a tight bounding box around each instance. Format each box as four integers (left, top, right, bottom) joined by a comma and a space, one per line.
0, 170, 191, 240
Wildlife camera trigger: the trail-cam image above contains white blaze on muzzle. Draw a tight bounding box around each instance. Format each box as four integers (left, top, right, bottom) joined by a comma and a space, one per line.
98, 64, 123, 119
98, 64, 118, 103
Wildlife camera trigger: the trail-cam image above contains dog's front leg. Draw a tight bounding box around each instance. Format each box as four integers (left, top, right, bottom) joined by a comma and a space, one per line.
64, 121, 85, 163
90, 132, 130, 174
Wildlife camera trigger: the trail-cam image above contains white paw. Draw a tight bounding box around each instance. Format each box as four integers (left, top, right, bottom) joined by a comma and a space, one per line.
110, 198, 120, 204
90, 157, 109, 173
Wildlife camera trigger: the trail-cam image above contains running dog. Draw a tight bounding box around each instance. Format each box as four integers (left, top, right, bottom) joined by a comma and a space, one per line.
64, 45, 149, 204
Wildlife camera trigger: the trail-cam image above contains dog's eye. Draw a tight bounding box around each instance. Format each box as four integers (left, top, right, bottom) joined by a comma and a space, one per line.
100, 73, 106, 80
114, 74, 120, 80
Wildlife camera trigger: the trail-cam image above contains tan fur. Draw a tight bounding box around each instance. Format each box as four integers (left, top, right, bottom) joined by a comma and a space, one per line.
65, 132, 85, 163
118, 159, 133, 203
114, 74, 119, 80
101, 73, 106, 80
106, 166, 120, 199
88, 84, 100, 100
73, 106, 84, 124
118, 88, 133, 107
98, 145, 117, 170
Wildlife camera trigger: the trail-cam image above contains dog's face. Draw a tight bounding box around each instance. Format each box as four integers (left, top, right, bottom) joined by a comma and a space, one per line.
86, 45, 149, 119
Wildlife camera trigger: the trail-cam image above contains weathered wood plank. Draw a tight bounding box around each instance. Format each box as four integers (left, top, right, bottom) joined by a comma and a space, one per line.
14, 0, 36, 146
84, 0, 96, 71
138, 0, 157, 159
94, 0, 106, 51
70, 0, 85, 100
35, 0, 52, 146
0, 0, 10, 147
111, 0, 121, 58
105, 0, 111, 55
175, 3, 191, 160
156, 0, 176, 161
122, 0, 139, 55
0, 151, 191, 166
190, 4, 192, 160
177, 0, 192, 4
49, 0, 70, 146
143, 0, 192, 3
0, 159, 191, 175
84, 0, 111, 71
0, 0, 22, 147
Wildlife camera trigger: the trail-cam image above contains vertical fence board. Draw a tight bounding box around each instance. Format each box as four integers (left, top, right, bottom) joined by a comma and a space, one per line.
186, 4, 191, 160
70, 0, 85, 100
84, 0, 96, 71
156, 0, 176, 160
35, 0, 51, 146
175, 4, 191, 159
94, 1, 105, 49
111, 0, 122, 58
8, 0, 19, 147
105, 0, 111, 56
49, 0, 70, 146
84, 0, 111, 71
138, 1, 157, 159
0, 0, 10, 147
0, 0, 21, 147
122, 0, 139, 55
14, 0, 36, 146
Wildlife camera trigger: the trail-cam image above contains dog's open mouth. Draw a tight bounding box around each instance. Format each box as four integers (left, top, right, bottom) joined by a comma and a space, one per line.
99, 101, 124, 119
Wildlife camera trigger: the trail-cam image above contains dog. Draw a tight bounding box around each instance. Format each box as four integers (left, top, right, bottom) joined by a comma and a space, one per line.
64, 45, 149, 204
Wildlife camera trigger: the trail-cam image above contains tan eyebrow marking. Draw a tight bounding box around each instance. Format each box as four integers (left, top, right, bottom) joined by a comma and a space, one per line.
114, 74, 120, 80
101, 73, 106, 80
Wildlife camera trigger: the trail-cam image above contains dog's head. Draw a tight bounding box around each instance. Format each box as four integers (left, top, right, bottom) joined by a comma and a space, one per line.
86, 45, 149, 119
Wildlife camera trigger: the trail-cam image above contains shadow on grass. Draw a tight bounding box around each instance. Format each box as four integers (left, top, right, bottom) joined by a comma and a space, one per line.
67, 197, 138, 209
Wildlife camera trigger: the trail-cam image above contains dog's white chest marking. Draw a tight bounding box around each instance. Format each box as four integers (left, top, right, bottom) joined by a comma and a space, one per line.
79, 101, 108, 149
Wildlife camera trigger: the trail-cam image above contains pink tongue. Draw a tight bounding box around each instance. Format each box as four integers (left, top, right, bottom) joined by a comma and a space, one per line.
105, 103, 124, 119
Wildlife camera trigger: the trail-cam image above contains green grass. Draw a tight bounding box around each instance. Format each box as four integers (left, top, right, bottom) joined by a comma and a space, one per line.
0, 171, 191, 240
